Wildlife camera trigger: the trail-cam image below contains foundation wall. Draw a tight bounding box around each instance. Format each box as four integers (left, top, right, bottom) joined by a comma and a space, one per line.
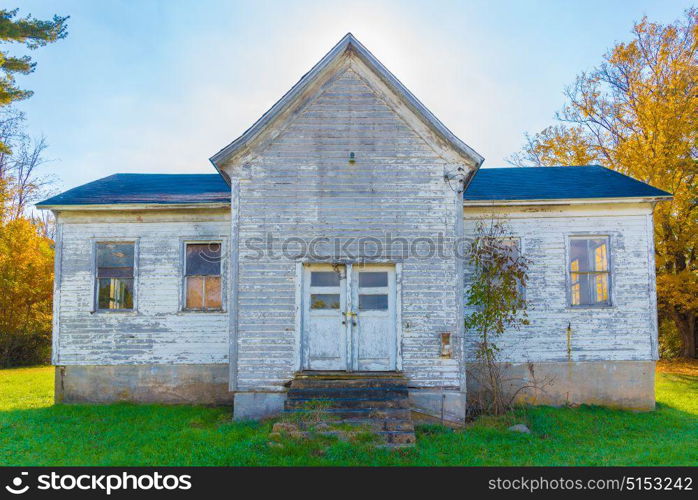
55, 364, 233, 405
465, 360, 656, 411
54, 361, 655, 415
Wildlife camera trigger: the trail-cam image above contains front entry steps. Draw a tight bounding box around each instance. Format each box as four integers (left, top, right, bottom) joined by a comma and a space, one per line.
277, 372, 416, 447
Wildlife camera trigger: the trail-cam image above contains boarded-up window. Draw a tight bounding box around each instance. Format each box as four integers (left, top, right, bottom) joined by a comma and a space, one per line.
96, 242, 135, 310
185, 243, 222, 310
569, 237, 610, 307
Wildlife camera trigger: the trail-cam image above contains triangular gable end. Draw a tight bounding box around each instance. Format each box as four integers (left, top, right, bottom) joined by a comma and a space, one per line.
210, 33, 484, 181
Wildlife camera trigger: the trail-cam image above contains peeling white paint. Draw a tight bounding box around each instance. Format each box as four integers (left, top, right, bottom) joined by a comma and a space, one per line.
54, 209, 230, 365
463, 204, 658, 363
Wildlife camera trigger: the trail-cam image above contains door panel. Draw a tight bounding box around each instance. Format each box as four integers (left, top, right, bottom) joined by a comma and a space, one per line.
303, 265, 347, 370
352, 266, 396, 371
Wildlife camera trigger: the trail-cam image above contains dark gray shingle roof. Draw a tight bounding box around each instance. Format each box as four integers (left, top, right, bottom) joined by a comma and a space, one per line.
463, 166, 670, 202
37, 166, 670, 208
36, 173, 231, 207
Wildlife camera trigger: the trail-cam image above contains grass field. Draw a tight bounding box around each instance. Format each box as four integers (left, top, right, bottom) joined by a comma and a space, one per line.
0, 364, 696, 466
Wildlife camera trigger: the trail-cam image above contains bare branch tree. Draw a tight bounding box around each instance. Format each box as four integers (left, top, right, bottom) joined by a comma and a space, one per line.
0, 109, 58, 223
8, 134, 56, 220
0, 107, 25, 178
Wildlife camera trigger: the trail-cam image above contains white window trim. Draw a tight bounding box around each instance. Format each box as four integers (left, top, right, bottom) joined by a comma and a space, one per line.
180, 238, 227, 313
565, 234, 613, 309
91, 238, 139, 314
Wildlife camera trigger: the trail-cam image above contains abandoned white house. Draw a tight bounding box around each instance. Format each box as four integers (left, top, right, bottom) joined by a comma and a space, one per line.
38, 34, 670, 422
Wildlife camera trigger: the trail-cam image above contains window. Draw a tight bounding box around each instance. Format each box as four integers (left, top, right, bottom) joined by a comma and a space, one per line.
569, 237, 610, 307
358, 270, 388, 311
185, 243, 222, 310
310, 294, 340, 309
96, 242, 135, 310
309, 270, 340, 309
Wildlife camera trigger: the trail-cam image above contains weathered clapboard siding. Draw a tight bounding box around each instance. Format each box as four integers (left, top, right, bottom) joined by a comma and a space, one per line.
54, 209, 230, 365
463, 203, 658, 363
226, 57, 469, 391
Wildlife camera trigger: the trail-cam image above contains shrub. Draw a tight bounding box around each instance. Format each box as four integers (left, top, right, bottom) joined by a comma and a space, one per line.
0, 330, 51, 367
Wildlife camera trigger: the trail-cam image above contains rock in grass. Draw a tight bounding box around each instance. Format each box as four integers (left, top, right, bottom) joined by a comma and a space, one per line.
507, 424, 531, 434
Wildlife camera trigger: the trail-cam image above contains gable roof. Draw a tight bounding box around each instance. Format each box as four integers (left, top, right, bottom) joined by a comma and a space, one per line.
463, 166, 671, 203
209, 33, 484, 173
36, 174, 230, 208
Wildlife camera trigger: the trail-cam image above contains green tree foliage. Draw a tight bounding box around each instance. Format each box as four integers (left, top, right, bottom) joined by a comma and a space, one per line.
510, 9, 697, 358
0, 8, 68, 152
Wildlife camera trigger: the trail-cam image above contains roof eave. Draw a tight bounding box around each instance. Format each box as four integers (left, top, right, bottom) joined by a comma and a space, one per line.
36, 202, 231, 211
463, 195, 673, 206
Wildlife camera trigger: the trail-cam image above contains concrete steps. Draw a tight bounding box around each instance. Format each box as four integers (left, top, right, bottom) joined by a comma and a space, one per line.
281, 372, 416, 447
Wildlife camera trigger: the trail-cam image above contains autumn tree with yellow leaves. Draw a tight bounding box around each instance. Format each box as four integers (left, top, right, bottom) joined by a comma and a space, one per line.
510, 9, 697, 358
0, 124, 55, 366
0, 217, 54, 366
0, 108, 53, 367
0, 109, 56, 366
0, 6, 67, 365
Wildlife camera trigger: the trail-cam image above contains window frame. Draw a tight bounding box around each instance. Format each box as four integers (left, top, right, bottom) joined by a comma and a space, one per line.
566, 234, 613, 309
93, 239, 139, 313
181, 239, 225, 313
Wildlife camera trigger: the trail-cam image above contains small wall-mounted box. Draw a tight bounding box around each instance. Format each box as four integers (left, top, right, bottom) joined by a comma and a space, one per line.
440, 332, 452, 358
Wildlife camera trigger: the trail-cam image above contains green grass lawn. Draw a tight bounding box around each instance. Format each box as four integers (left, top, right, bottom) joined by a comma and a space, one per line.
1, 366, 696, 466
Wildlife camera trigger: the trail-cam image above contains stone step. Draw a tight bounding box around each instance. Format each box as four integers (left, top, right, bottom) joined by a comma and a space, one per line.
289, 378, 408, 390
287, 387, 408, 400
283, 407, 412, 421
285, 397, 410, 410
293, 371, 405, 379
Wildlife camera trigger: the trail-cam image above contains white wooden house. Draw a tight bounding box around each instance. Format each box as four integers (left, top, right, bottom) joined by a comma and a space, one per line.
38, 34, 670, 421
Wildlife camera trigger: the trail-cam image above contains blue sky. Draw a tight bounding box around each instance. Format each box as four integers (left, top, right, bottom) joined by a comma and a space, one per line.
11, 0, 694, 192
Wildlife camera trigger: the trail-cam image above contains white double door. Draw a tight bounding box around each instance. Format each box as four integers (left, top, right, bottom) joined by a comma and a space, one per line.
302, 264, 397, 371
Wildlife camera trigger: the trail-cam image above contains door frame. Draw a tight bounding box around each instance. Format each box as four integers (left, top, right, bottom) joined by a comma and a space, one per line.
295, 262, 403, 372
